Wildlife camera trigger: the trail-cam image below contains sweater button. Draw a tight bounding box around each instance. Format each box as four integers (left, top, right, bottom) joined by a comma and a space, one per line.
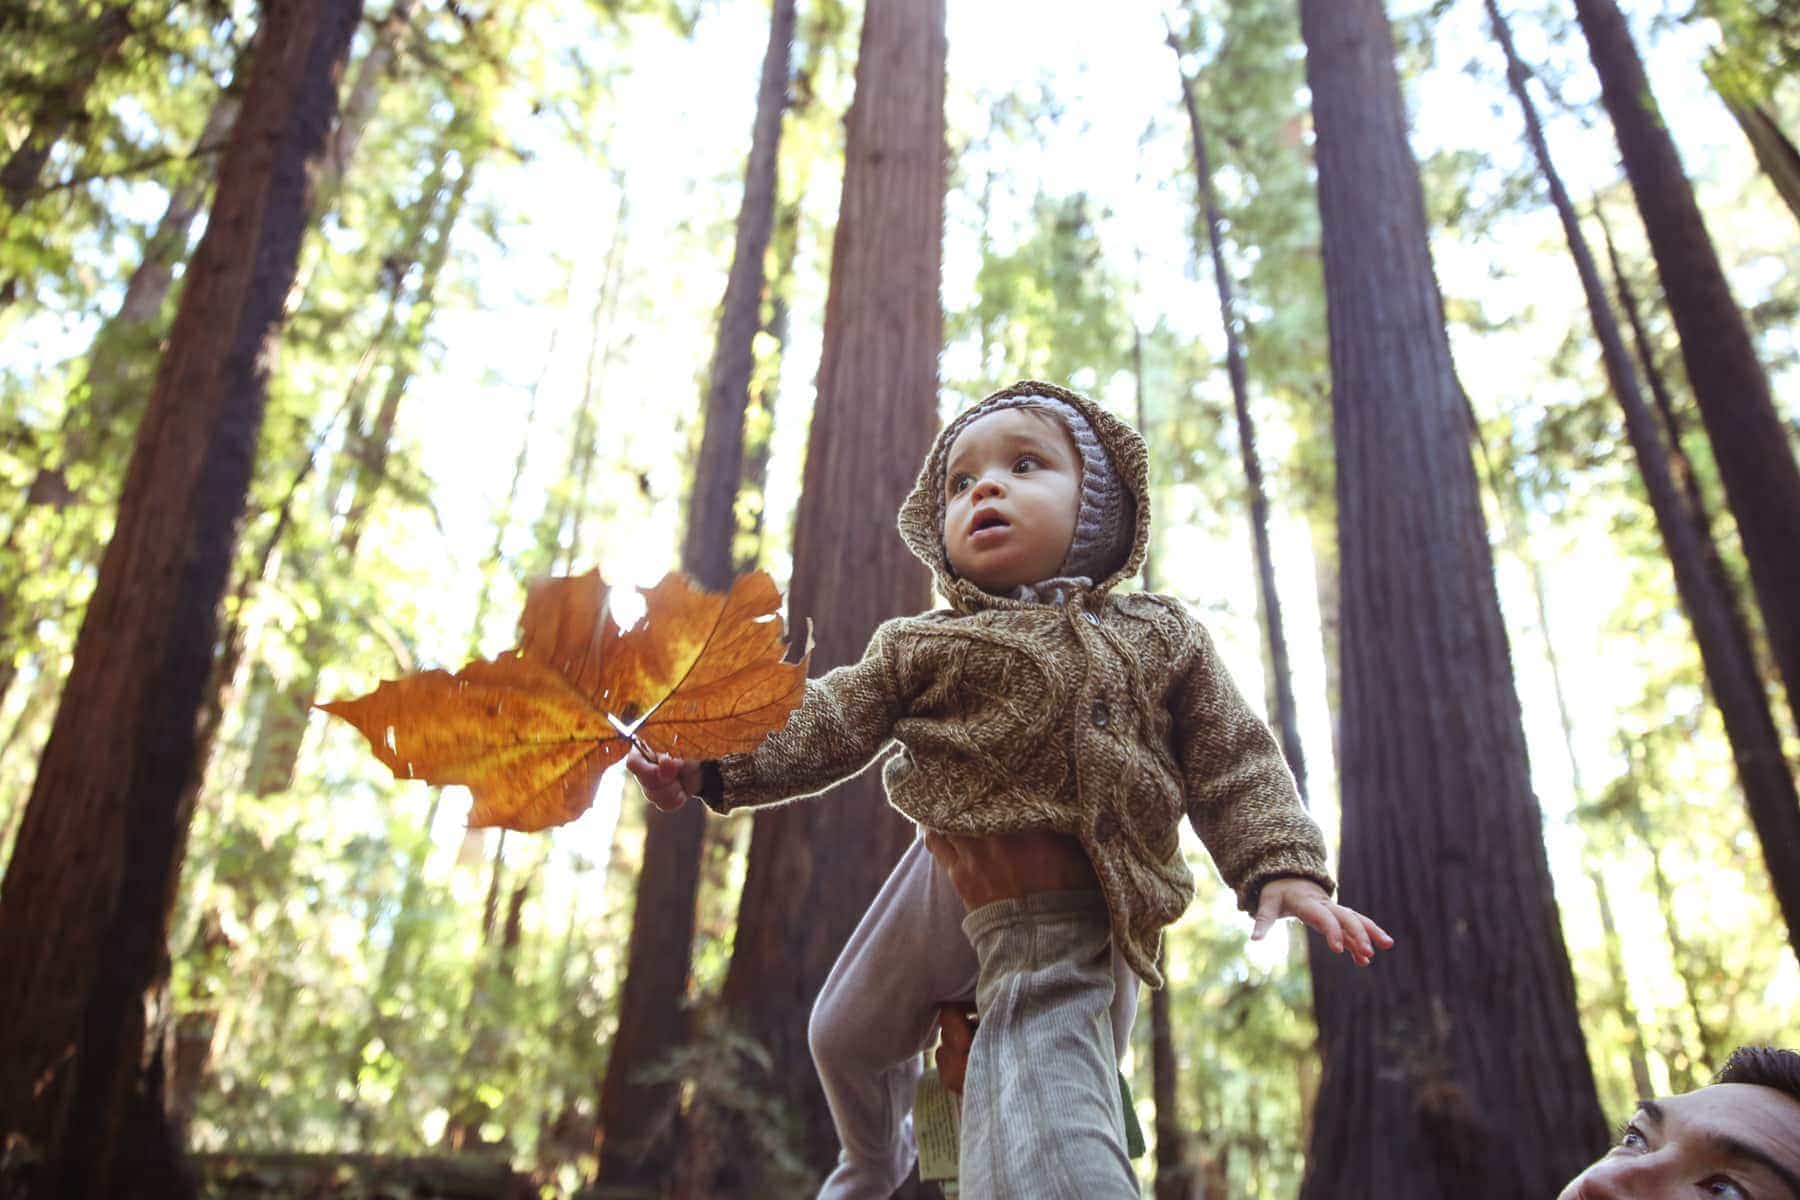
1083, 610, 1100, 626
1094, 811, 1119, 842
1091, 699, 1110, 729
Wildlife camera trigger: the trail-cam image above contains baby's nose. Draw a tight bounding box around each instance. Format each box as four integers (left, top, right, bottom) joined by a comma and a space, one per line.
970, 474, 1005, 500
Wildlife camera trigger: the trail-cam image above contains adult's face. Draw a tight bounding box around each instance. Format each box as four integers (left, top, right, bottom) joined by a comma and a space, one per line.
1558, 1082, 1800, 1200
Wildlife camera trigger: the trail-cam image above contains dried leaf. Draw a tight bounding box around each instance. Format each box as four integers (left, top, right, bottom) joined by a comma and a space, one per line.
322, 569, 807, 832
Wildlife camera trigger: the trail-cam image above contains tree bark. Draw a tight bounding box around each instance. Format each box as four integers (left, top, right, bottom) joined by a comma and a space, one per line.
1487, 0, 1800, 963
1296, 1, 1607, 1194
595, 4, 797, 1189
1596, 213, 1705, 527
686, 1, 945, 1192
0, 2, 363, 1195
1308, 512, 1343, 769
1574, 0, 1800, 747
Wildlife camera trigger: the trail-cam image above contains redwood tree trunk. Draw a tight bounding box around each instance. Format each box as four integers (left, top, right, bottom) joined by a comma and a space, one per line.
692, 1, 945, 1192
596, 8, 797, 1183
0, 2, 362, 1196
1296, 1, 1607, 1193
1574, 0, 1800, 743
1486, 0, 1800, 962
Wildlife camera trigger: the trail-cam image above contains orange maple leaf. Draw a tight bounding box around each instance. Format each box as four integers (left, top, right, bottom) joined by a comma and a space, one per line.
320, 569, 808, 832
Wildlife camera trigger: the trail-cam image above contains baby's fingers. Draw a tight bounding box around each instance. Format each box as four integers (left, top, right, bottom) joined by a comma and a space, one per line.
1360, 912, 1395, 949
1338, 907, 1375, 965
1292, 898, 1344, 953
625, 746, 656, 780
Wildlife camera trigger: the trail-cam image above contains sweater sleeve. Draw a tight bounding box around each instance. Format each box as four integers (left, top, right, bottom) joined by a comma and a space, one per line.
1168, 611, 1334, 912
708, 619, 907, 814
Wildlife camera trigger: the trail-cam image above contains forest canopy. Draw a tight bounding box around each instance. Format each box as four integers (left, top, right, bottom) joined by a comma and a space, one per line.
0, 0, 1795, 1196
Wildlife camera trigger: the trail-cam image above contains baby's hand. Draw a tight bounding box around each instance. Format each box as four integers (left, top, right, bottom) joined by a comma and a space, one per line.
1252, 877, 1394, 967
626, 747, 702, 812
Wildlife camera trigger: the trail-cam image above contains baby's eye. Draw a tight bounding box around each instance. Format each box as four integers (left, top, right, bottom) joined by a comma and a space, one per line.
1012, 455, 1040, 474
949, 474, 972, 495
1701, 1178, 1748, 1200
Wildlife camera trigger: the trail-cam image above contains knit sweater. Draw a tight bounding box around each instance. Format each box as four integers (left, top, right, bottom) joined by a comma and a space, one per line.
710, 381, 1332, 987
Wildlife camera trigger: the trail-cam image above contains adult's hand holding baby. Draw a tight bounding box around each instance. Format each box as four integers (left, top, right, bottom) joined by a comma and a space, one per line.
934, 1003, 977, 1096
1251, 877, 1394, 967
625, 747, 701, 812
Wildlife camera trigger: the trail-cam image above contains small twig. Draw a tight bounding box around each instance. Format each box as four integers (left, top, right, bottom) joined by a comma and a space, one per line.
30, 139, 230, 199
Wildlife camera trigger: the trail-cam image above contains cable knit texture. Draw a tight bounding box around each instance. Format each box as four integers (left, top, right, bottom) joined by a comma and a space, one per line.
714, 380, 1331, 986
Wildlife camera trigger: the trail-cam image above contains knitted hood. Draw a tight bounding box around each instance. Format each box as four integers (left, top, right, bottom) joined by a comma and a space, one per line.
897, 380, 1151, 614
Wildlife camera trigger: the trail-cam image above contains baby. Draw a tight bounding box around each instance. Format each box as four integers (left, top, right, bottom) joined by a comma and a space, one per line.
630, 380, 1389, 1197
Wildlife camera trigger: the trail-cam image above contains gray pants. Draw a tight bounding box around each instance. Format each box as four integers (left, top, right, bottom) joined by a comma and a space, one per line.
959, 891, 1139, 1199
810, 836, 1138, 1199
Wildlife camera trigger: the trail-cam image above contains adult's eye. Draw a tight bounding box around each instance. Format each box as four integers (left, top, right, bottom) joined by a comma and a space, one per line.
1616, 1123, 1648, 1151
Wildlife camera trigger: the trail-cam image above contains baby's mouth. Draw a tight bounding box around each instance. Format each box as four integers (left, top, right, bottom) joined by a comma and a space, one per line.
970, 510, 1010, 536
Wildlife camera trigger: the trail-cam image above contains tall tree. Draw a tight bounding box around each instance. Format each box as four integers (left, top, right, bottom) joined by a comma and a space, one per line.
1168, 15, 1333, 1152
686, 0, 945, 1191
1573, 0, 1800, 741
1296, 0, 1607, 1193
0, 0, 363, 1194
1166, 8, 1309, 808
1485, 0, 1800, 961
595, 0, 798, 1186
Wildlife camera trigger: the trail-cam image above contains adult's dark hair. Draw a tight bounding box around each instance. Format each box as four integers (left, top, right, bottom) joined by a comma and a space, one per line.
1714, 1046, 1800, 1106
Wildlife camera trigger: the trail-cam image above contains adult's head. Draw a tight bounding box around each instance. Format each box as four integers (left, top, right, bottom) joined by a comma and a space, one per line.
1558, 1046, 1800, 1200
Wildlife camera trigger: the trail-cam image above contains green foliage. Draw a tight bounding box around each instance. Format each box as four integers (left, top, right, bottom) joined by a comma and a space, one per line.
954, 189, 1128, 393
1175, 0, 1334, 516
1, 0, 1797, 1191
1689, 0, 1800, 107
1136, 878, 1317, 1198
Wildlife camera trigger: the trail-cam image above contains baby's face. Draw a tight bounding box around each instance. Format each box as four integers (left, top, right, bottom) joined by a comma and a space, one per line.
943, 408, 1082, 593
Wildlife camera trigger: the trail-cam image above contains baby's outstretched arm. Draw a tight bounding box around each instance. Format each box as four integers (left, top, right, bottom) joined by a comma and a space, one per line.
1251, 877, 1394, 967
625, 747, 701, 812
